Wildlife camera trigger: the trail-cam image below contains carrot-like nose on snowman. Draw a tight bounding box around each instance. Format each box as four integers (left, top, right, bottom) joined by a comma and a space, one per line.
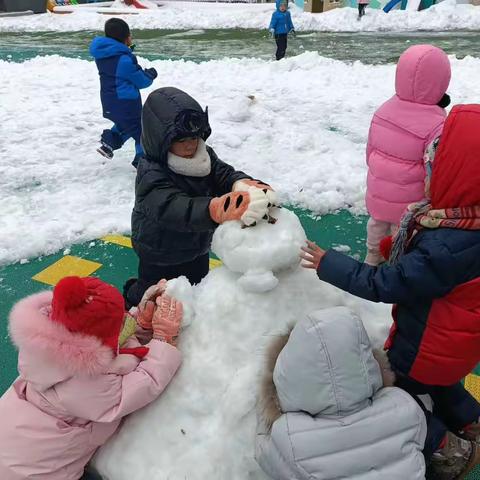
211, 207, 307, 293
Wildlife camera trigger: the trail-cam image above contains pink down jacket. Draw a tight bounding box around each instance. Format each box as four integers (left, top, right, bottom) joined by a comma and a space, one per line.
0, 291, 182, 480
366, 45, 451, 224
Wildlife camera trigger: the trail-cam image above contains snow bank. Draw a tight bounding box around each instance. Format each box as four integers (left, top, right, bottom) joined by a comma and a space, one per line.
1, 52, 480, 265
93, 209, 391, 479
0, 0, 479, 33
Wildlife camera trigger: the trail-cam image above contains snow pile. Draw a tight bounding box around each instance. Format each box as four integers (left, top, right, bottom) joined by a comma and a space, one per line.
1, 0, 480, 33
93, 209, 391, 479
212, 207, 306, 292
1, 53, 480, 265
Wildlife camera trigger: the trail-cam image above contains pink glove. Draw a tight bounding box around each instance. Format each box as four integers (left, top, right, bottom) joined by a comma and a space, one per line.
137, 279, 167, 330
152, 294, 183, 345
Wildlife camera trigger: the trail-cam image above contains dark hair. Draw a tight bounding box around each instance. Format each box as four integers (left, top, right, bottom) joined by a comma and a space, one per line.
437, 93, 451, 109
104, 18, 130, 43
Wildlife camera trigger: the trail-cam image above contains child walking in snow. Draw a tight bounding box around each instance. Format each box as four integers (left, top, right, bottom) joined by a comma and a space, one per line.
300, 105, 480, 479
90, 18, 158, 168
0, 275, 182, 480
269, 0, 295, 61
256, 307, 426, 479
364, 44, 451, 265
124, 87, 276, 307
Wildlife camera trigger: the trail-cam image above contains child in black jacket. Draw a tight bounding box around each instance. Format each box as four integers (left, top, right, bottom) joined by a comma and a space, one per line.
125, 87, 276, 306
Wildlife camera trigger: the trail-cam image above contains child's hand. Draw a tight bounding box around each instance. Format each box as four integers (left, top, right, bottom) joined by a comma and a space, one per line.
233, 179, 278, 208
137, 279, 167, 330
152, 295, 183, 346
300, 240, 326, 270
145, 67, 158, 79
209, 190, 268, 226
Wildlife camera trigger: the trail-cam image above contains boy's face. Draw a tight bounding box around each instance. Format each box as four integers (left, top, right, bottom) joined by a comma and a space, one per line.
126, 34, 133, 47
170, 138, 199, 159
279, 3, 287, 11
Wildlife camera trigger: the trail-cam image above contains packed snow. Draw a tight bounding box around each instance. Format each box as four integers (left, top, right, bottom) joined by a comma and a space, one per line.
1, 52, 479, 265
93, 208, 391, 479
0, 0, 480, 33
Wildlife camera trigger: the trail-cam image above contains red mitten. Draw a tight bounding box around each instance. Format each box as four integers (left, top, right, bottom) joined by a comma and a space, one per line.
379, 236, 393, 262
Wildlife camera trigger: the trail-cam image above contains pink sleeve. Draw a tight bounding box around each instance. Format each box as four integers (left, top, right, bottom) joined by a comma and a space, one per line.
57, 340, 182, 422
366, 122, 374, 166
425, 120, 445, 148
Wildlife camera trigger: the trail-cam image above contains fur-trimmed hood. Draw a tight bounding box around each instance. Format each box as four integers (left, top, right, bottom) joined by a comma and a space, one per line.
258, 307, 383, 433
9, 292, 118, 387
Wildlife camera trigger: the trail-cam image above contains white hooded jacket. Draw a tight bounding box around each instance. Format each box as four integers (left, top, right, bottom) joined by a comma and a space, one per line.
256, 307, 427, 480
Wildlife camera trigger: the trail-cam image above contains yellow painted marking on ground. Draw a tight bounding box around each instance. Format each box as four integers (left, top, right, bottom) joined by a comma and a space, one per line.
32, 256, 102, 286
465, 374, 480, 402
101, 235, 132, 248
209, 258, 222, 269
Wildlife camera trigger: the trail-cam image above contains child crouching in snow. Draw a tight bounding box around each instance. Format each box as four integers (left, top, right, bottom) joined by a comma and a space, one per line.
256, 306, 427, 479
300, 105, 480, 479
0, 276, 182, 480
125, 86, 276, 307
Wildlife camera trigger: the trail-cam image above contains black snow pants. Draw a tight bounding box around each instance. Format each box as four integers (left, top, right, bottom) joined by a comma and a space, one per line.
275, 34, 288, 61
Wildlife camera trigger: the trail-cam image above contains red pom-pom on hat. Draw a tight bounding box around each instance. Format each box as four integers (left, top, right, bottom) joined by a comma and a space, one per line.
53, 276, 88, 310
51, 276, 125, 353
379, 236, 393, 261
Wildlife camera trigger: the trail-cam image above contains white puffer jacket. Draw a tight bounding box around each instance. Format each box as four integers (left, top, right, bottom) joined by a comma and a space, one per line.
256, 307, 427, 480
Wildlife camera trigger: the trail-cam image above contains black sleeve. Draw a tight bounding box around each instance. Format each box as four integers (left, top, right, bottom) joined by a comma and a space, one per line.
208, 147, 251, 195
137, 171, 217, 233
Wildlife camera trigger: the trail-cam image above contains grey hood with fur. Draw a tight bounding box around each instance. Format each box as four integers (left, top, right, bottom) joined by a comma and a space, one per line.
256, 307, 427, 480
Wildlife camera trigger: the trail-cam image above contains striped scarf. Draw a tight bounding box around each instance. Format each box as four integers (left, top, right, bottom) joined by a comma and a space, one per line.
390, 204, 480, 264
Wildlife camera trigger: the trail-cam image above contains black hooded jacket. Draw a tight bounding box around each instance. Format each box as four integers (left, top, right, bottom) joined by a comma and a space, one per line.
132, 87, 250, 265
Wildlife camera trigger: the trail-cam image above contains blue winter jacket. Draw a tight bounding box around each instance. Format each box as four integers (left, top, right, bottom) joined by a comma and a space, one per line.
269, 0, 294, 35
317, 227, 480, 393
90, 37, 155, 121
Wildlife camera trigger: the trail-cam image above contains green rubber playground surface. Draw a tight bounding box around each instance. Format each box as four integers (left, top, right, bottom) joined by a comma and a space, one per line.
0, 207, 367, 395
1, 207, 479, 479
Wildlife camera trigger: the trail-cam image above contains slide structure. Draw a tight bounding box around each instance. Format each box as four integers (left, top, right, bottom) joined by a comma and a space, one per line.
383, 0, 434, 11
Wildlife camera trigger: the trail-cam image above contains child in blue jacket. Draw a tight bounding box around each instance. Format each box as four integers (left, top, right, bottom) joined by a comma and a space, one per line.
300, 105, 480, 479
269, 0, 295, 61
90, 18, 157, 168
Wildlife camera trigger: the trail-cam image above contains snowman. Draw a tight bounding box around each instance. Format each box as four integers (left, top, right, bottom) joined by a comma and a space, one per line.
93, 208, 391, 479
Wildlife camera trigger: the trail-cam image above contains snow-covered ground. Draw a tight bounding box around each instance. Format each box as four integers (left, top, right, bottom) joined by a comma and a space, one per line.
0, 0, 479, 32
93, 208, 392, 480
1, 52, 479, 265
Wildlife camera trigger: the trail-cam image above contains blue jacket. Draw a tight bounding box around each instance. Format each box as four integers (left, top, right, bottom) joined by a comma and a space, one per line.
90, 37, 155, 121
317, 227, 480, 391
269, 1, 294, 35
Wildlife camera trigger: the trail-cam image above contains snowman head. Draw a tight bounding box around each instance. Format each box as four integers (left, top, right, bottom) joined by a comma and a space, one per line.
211, 208, 306, 292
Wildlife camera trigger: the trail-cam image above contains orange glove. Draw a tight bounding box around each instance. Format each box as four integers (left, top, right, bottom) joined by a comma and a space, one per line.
152, 294, 183, 345
137, 279, 167, 330
209, 189, 268, 226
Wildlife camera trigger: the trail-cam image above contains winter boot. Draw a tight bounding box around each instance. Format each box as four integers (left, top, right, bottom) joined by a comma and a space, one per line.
97, 143, 114, 160
459, 420, 480, 441
123, 277, 138, 310
428, 432, 480, 480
